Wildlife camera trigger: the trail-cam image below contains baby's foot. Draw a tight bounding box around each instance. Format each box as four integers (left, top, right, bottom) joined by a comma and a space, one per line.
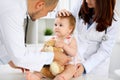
26, 71, 42, 80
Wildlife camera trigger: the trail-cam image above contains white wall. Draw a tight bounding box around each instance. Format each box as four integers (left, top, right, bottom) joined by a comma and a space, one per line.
38, 19, 54, 43
115, 0, 120, 43
109, 1, 120, 80
115, 0, 120, 17
26, 20, 38, 44
109, 43, 120, 80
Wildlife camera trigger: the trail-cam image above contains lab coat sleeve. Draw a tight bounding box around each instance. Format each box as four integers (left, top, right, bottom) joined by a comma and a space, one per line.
70, 0, 83, 18
82, 20, 120, 73
0, 8, 54, 71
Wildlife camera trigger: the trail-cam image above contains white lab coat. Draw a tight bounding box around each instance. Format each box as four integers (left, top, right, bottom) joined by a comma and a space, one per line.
0, 0, 54, 71
71, 0, 120, 77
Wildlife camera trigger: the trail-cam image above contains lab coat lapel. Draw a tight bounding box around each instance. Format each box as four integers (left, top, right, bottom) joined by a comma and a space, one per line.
86, 22, 97, 31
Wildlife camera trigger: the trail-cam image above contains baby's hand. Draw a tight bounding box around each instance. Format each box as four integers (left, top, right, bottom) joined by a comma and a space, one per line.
55, 41, 65, 48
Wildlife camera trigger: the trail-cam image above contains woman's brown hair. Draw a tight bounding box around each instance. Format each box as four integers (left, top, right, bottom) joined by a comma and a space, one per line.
78, 0, 116, 32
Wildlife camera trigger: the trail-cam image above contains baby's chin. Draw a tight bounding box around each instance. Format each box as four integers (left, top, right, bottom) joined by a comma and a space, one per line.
55, 33, 61, 37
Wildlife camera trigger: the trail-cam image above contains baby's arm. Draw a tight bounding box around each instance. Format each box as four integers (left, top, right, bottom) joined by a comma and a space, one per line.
63, 37, 77, 57
55, 37, 77, 57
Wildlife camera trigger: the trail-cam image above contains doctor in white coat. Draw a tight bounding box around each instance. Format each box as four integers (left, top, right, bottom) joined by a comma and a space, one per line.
58, 0, 119, 77
0, 0, 70, 73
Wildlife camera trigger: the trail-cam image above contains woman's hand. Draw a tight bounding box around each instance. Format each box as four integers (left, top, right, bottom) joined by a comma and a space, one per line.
73, 63, 85, 78
57, 9, 71, 16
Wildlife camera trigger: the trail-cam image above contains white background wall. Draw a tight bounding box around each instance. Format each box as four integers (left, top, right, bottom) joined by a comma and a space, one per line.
109, 1, 120, 79
115, 0, 120, 42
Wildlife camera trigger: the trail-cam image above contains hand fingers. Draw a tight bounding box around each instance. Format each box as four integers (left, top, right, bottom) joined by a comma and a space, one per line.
21, 68, 25, 73
73, 64, 82, 78
58, 11, 70, 16
15, 67, 24, 73
73, 69, 82, 78
25, 69, 30, 71
73, 71, 81, 78
57, 9, 71, 17
19, 68, 29, 73
64, 57, 71, 65
60, 56, 71, 66
63, 10, 71, 16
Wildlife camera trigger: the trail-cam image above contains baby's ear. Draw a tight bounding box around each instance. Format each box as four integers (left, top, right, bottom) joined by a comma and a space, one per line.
69, 28, 73, 34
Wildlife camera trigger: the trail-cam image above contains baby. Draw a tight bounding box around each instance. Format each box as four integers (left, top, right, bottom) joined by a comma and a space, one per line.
26, 14, 79, 80
52, 14, 79, 80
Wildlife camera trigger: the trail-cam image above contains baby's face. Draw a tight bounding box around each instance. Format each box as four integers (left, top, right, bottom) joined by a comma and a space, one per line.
54, 18, 72, 38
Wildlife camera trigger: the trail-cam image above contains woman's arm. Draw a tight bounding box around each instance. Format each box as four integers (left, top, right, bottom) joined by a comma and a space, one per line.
57, 0, 83, 17
70, 0, 83, 18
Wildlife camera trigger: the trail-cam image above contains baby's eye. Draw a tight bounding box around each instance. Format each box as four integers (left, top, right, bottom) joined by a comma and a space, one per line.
54, 23, 57, 26
60, 24, 63, 27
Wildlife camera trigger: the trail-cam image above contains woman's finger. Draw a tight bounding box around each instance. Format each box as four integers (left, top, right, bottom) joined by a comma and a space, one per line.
57, 9, 71, 16
73, 71, 81, 78
73, 64, 84, 78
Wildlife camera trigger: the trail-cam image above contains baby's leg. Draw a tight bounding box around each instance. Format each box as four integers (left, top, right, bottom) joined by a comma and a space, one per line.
26, 71, 43, 80
54, 64, 76, 80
